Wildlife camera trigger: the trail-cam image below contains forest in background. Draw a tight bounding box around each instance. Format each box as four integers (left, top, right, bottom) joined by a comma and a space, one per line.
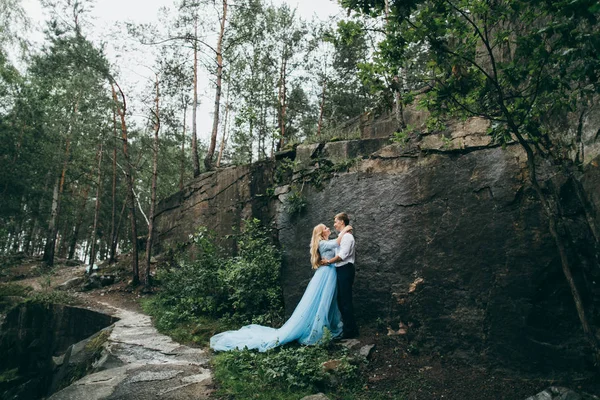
0, 0, 385, 282
1, 0, 599, 342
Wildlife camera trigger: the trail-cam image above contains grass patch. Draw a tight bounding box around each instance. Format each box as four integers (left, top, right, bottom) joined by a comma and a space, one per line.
141, 297, 231, 347
85, 329, 111, 354
1, 281, 79, 315
0, 283, 32, 297
0, 283, 33, 312
300, 127, 362, 146
28, 290, 80, 306
212, 331, 365, 400
0, 368, 19, 383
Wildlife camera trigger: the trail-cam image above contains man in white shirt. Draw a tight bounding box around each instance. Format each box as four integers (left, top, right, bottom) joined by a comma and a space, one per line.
323, 212, 358, 339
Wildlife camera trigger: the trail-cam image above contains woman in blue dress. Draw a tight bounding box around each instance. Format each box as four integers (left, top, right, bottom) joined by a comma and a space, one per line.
210, 223, 353, 352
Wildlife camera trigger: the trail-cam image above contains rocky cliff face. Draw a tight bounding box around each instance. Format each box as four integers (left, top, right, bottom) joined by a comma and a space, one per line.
0, 303, 118, 399
154, 117, 600, 372
154, 160, 276, 254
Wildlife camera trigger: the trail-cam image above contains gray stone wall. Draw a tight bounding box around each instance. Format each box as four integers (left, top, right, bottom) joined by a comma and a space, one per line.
153, 160, 276, 254
153, 121, 599, 372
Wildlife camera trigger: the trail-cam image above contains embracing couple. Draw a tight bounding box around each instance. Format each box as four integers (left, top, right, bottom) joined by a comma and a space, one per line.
210, 212, 359, 352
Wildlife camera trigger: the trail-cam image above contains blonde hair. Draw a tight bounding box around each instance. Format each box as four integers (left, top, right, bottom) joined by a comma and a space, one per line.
310, 224, 326, 270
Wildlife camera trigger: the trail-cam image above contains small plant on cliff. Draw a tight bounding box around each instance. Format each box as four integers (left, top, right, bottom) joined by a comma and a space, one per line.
307, 158, 357, 191
285, 188, 307, 217
274, 158, 297, 185
28, 290, 79, 306
392, 125, 413, 145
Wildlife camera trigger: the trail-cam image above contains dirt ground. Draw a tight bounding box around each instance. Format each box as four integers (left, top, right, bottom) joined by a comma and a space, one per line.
0, 257, 145, 314
359, 324, 599, 399
2, 259, 599, 400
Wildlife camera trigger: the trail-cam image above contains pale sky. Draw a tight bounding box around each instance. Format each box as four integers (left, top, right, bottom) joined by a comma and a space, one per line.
20, 0, 344, 142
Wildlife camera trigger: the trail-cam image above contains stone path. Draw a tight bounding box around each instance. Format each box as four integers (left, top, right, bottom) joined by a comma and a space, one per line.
48, 302, 213, 400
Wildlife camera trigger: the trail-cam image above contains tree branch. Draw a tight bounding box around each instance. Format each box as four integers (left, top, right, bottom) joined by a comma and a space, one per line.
140, 35, 218, 55
115, 161, 149, 226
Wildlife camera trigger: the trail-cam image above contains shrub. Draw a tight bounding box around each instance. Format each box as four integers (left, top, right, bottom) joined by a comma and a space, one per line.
220, 219, 284, 325
148, 227, 226, 331
28, 290, 79, 306
146, 220, 284, 336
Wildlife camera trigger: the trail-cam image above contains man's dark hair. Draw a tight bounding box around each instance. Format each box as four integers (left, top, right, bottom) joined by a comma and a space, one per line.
335, 212, 350, 226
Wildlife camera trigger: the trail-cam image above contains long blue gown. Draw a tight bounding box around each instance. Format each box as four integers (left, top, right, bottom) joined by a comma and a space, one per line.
210, 239, 343, 352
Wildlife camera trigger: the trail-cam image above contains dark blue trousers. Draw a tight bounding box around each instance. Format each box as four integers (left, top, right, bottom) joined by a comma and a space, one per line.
336, 263, 358, 335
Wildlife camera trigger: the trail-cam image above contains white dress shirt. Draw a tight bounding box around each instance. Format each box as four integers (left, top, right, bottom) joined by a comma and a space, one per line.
336, 233, 355, 267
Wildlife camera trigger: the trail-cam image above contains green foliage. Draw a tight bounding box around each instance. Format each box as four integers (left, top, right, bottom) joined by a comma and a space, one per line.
28, 289, 80, 306
320, 19, 378, 124
84, 329, 110, 354
391, 125, 415, 145
144, 220, 284, 344
0, 368, 19, 384
274, 158, 297, 185
306, 158, 358, 191
341, 0, 600, 159
0, 283, 31, 312
0, 281, 78, 313
301, 126, 362, 146
220, 219, 283, 325
146, 227, 226, 332
285, 189, 307, 217
440, 135, 452, 149
0, 282, 31, 297
141, 299, 226, 345
213, 331, 363, 399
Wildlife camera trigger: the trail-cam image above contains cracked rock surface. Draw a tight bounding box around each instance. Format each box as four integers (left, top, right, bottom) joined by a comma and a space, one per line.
48, 302, 212, 400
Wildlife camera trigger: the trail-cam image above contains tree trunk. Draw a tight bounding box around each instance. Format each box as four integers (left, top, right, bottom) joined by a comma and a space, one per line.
26, 178, 49, 255
109, 106, 118, 264
180, 103, 187, 190
43, 146, 69, 266
510, 123, 600, 365
260, 79, 267, 159
192, 19, 201, 178
23, 218, 36, 256
111, 82, 139, 285
43, 101, 78, 267
113, 197, 128, 261
204, 0, 228, 171
144, 75, 160, 289
10, 215, 23, 253
393, 74, 406, 130
317, 77, 327, 137
68, 185, 90, 260
83, 236, 90, 263
42, 178, 60, 266
56, 226, 69, 259
216, 79, 231, 168
89, 143, 103, 268
277, 55, 288, 152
